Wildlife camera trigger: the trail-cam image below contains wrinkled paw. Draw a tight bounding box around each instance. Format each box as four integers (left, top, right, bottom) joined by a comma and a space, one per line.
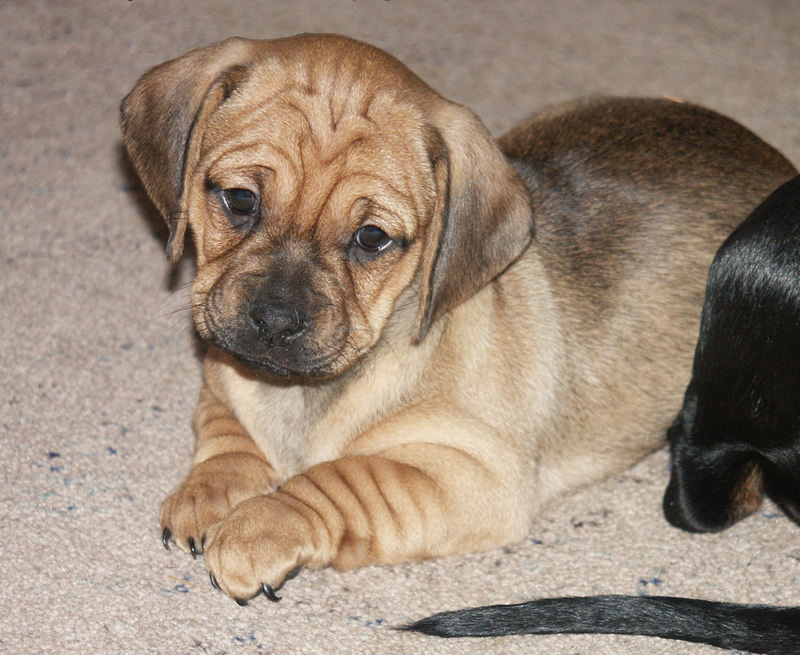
203, 494, 315, 603
160, 453, 279, 556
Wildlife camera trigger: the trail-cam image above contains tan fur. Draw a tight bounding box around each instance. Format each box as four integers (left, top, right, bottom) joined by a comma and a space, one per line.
729, 461, 766, 524
121, 34, 796, 601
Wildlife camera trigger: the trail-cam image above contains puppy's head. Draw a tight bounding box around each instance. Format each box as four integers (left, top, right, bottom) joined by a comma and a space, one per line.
121, 34, 531, 380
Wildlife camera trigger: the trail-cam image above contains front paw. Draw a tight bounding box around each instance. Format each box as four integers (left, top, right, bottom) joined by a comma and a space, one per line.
203, 494, 319, 602
160, 453, 278, 556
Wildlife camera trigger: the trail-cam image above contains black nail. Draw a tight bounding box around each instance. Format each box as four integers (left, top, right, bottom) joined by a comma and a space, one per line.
285, 566, 302, 582
201, 534, 206, 551
262, 583, 281, 602
188, 537, 198, 559
161, 527, 172, 550
235, 597, 249, 607
209, 572, 221, 591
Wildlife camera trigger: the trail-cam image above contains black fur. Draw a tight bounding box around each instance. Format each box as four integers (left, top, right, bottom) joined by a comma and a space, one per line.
405, 176, 800, 653
404, 596, 800, 654
664, 174, 800, 531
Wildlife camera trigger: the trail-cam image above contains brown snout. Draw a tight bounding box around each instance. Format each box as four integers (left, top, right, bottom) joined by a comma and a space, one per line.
248, 293, 309, 348
200, 249, 351, 379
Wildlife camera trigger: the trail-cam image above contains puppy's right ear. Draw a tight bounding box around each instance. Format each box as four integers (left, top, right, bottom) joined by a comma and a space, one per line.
414, 103, 533, 340
120, 38, 255, 262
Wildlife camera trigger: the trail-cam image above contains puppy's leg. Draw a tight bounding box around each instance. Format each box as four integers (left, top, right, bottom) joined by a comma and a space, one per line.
203, 416, 526, 601
664, 452, 764, 533
663, 393, 765, 532
160, 384, 282, 555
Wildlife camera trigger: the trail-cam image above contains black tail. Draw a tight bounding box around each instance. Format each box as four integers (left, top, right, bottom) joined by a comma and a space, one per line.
403, 595, 800, 654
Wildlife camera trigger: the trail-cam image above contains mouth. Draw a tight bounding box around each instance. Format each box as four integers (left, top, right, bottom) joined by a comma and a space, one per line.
197, 300, 356, 381
228, 348, 350, 382
230, 350, 318, 379
202, 322, 346, 381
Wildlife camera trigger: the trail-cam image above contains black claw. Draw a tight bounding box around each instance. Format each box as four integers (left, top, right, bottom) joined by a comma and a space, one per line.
188, 537, 198, 559
285, 566, 302, 582
209, 572, 221, 592
262, 583, 281, 602
201, 534, 207, 551
161, 527, 172, 551
235, 597, 249, 607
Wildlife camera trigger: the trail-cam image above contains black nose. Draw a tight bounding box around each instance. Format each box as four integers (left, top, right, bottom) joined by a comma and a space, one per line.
249, 298, 308, 345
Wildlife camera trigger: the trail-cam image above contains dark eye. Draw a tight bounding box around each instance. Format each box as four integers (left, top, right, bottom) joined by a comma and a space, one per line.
354, 225, 392, 252
219, 188, 259, 228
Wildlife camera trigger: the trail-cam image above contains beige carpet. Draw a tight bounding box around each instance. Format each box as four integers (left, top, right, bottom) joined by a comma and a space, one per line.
2, 1, 799, 653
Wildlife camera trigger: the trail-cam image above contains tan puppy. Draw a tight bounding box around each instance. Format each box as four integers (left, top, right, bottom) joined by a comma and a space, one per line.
121, 34, 795, 604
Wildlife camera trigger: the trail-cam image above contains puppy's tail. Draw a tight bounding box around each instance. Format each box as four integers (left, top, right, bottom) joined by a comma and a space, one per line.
402, 595, 800, 654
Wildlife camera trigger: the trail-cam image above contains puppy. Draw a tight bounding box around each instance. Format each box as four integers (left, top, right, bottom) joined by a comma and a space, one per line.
120, 34, 796, 608
408, 176, 800, 653
664, 173, 800, 533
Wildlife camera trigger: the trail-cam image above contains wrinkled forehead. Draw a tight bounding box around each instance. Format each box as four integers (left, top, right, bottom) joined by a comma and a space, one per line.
198, 58, 437, 219
202, 55, 432, 160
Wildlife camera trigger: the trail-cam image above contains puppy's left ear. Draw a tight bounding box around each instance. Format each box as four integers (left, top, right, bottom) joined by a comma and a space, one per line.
416, 103, 533, 340
120, 38, 255, 262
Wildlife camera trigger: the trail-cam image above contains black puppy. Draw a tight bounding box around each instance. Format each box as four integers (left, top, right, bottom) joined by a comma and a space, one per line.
663, 175, 800, 532
406, 175, 800, 654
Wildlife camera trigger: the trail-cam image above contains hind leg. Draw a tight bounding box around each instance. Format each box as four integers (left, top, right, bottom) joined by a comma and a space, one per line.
664, 450, 764, 532
663, 398, 765, 532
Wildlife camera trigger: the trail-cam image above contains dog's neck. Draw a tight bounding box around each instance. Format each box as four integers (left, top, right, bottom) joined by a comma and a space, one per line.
205, 286, 445, 480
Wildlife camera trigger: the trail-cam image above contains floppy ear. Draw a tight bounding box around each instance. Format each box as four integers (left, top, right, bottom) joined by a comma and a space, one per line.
416, 103, 533, 340
120, 38, 255, 262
